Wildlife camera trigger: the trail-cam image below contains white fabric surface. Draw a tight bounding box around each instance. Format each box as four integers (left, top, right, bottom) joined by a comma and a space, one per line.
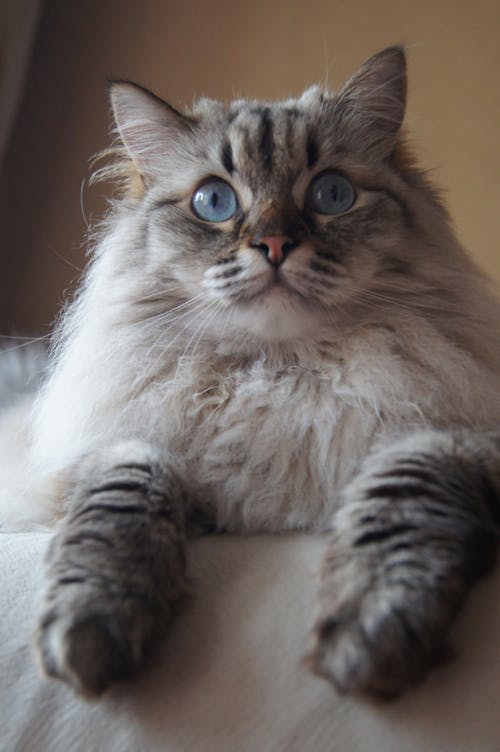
1, 532, 499, 752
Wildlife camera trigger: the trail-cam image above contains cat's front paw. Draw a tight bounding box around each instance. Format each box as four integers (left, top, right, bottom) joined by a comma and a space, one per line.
308, 583, 452, 698
36, 597, 156, 698
34, 443, 188, 697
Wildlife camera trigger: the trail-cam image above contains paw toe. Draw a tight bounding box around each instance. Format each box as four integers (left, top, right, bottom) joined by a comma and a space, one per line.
37, 612, 138, 698
309, 603, 428, 698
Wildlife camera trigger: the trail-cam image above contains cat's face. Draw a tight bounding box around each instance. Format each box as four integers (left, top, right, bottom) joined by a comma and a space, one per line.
109, 48, 416, 344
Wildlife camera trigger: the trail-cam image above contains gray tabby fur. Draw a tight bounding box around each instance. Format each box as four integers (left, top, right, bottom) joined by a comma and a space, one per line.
0, 47, 499, 698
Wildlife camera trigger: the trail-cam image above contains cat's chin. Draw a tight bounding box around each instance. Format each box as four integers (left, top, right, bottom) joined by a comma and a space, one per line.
229, 283, 320, 342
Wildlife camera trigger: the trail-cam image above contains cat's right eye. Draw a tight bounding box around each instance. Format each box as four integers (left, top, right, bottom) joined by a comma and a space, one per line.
191, 179, 238, 222
306, 171, 355, 215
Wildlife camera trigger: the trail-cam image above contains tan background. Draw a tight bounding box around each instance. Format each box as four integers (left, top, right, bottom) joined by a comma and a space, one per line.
1, 0, 499, 334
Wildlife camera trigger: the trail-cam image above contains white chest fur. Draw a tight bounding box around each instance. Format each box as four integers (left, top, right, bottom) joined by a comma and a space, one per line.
154, 344, 426, 532
174, 363, 373, 532
30, 320, 500, 534
152, 323, 500, 532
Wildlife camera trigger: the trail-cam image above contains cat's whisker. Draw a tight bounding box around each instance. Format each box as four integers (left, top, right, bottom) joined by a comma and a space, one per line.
140, 301, 211, 363
174, 300, 224, 379
321, 300, 349, 341
122, 301, 213, 398
128, 285, 196, 307
130, 288, 183, 306
130, 295, 210, 330
0, 335, 50, 354
354, 287, 463, 315
79, 178, 90, 232
129, 299, 219, 398
371, 286, 465, 313
182, 299, 223, 356
348, 291, 415, 316
220, 301, 236, 338
48, 245, 84, 274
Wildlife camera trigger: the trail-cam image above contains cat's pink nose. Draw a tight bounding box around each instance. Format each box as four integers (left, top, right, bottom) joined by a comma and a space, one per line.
251, 235, 298, 267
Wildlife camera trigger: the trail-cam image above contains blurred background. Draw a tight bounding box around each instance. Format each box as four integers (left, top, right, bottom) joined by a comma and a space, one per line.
1, 0, 499, 335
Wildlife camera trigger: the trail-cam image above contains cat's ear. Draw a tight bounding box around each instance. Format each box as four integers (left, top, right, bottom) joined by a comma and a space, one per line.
334, 46, 407, 158
109, 81, 193, 178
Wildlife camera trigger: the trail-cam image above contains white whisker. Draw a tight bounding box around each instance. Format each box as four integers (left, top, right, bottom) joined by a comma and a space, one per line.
0, 335, 50, 354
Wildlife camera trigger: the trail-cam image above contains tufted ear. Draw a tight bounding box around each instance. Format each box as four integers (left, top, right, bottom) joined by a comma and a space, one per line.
109, 81, 194, 178
333, 46, 407, 159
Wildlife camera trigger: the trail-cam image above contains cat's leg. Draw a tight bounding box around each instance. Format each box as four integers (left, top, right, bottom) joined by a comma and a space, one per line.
309, 430, 499, 697
35, 440, 188, 698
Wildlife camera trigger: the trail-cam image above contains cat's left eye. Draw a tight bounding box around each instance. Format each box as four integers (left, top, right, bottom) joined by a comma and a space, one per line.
307, 171, 355, 215
191, 179, 238, 222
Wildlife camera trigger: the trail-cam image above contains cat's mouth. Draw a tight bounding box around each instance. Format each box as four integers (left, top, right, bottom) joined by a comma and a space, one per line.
246, 270, 307, 304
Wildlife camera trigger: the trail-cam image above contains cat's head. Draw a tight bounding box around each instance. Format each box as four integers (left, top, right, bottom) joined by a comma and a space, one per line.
106, 47, 438, 345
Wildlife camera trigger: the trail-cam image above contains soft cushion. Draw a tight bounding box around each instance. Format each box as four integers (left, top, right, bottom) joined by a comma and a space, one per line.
1, 532, 499, 751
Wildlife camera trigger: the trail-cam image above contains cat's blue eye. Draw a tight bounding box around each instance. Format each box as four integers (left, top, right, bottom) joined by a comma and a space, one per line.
307, 171, 355, 215
191, 179, 238, 222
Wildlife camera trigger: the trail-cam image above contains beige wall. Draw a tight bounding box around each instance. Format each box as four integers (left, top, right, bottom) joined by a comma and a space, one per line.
1, 0, 499, 333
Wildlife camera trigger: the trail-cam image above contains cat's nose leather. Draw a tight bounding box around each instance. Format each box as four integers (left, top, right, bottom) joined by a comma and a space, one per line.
251, 235, 298, 266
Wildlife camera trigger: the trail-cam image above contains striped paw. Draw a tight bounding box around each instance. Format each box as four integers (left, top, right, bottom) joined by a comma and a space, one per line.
34, 442, 188, 697
309, 431, 499, 697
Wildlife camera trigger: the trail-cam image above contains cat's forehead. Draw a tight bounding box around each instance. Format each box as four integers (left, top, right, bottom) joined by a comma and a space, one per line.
192, 84, 326, 121
192, 86, 328, 180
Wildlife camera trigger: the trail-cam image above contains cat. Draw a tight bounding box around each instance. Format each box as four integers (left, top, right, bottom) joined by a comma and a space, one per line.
1, 46, 499, 699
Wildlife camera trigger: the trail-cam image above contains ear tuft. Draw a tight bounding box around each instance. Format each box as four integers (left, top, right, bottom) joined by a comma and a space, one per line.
109, 81, 193, 177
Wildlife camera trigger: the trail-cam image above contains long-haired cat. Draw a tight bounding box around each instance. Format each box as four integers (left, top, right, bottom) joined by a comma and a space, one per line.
1, 46, 499, 699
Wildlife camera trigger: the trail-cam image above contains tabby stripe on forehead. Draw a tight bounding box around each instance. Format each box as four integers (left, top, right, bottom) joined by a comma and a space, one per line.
260, 108, 274, 170
284, 107, 302, 154
221, 140, 234, 174
306, 131, 319, 169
